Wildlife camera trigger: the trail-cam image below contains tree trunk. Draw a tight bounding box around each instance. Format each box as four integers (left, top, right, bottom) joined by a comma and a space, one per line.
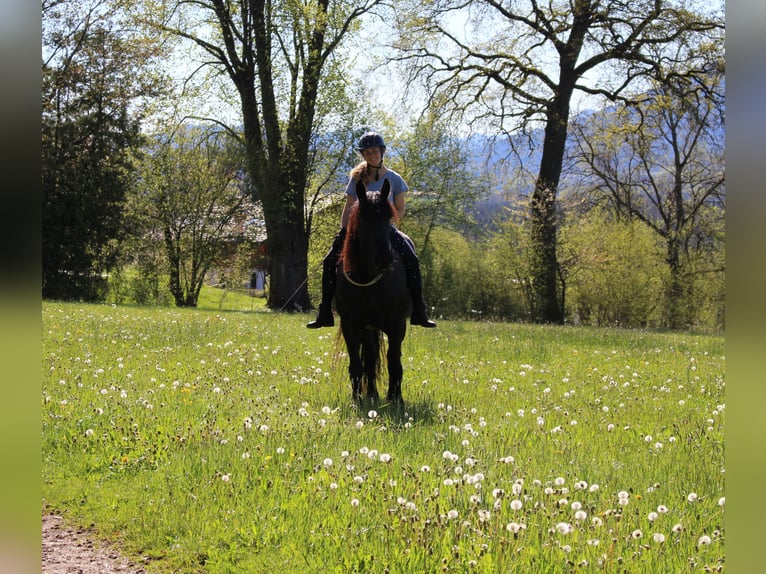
529, 100, 571, 324
665, 237, 688, 330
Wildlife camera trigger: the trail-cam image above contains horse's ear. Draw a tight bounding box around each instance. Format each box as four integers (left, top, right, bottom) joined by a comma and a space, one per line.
381, 179, 390, 202
355, 180, 367, 203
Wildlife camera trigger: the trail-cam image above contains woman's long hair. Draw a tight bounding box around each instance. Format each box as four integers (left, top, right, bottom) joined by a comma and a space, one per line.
351, 160, 387, 183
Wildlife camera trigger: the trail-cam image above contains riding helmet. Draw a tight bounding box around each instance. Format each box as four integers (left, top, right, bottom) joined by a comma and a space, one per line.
357, 132, 386, 153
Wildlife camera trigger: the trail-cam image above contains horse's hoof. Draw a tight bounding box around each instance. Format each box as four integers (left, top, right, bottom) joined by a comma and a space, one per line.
386, 395, 404, 409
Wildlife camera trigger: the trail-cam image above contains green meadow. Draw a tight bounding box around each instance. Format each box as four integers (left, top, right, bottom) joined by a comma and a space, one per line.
42, 296, 724, 573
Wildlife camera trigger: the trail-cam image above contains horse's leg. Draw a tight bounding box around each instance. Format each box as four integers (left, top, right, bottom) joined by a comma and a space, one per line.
343, 331, 363, 404
385, 323, 406, 408
362, 330, 380, 406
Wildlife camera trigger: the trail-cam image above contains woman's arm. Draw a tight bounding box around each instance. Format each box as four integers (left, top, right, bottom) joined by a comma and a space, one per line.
340, 193, 356, 228
392, 192, 405, 223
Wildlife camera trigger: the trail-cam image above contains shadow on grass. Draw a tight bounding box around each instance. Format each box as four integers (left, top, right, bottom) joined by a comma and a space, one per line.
335, 394, 438, 428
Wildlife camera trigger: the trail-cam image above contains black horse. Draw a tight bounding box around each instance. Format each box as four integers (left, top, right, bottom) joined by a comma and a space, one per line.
335, 179, 412, 408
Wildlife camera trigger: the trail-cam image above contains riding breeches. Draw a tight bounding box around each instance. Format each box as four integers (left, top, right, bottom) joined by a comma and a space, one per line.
389, 228, 423, 290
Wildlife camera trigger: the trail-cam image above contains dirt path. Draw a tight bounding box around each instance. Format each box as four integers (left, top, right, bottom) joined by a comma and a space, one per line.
42, 513, 148, 574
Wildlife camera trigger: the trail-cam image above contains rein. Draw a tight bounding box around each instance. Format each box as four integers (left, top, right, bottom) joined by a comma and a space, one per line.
342, 269, 384, 287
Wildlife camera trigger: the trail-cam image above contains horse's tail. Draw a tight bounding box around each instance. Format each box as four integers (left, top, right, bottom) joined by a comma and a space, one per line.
361, 329, 386, 395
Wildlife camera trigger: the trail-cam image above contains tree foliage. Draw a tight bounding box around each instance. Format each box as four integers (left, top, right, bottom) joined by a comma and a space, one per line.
569, 68, 725, 328
42, 0, 167, 300
391, 0, 724, 323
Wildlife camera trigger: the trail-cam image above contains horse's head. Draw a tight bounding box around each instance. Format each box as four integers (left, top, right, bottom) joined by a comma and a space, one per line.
343, 179, 394, 275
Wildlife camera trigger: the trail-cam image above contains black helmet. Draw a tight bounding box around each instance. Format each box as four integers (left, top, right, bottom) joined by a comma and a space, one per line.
357, 132, 386, 153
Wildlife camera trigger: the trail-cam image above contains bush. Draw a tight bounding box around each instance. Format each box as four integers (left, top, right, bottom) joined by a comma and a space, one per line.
561, 209, 667, 327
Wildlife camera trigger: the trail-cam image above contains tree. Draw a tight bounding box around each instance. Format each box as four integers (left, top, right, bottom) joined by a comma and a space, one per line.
42, 0, 167, 300
142, 0, 385, 312
569, 68, 725, 329
130, 125, 256, 307
392, 112, 486, 252
392, 0, 724, 323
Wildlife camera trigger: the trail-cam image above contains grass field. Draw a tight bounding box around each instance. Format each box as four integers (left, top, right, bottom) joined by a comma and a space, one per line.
42, 295, 725, 573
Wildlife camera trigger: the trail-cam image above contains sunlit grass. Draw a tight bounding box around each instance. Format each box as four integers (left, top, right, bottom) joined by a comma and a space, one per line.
42, 302, 724, 573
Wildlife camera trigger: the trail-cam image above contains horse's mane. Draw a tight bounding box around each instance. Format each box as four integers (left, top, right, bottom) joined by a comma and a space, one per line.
340, 201, 362, 274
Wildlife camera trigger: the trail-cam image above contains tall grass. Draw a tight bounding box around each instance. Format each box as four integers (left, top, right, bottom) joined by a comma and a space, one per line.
42, 301, 724, 573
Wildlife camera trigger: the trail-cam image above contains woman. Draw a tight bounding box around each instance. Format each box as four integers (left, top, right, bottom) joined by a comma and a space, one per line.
307, 131, 436, 329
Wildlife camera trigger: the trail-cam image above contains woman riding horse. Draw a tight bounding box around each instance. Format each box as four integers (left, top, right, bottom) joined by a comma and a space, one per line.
307, 131, 436, 329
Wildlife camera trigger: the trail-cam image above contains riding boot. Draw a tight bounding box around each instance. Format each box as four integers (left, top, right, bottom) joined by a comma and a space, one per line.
307, 229, 344, 328
390, 229, 436, 328
410, 285, 436, 328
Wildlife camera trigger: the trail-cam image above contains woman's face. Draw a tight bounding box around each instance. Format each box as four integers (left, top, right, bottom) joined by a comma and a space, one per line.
362, 146, 382, 165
